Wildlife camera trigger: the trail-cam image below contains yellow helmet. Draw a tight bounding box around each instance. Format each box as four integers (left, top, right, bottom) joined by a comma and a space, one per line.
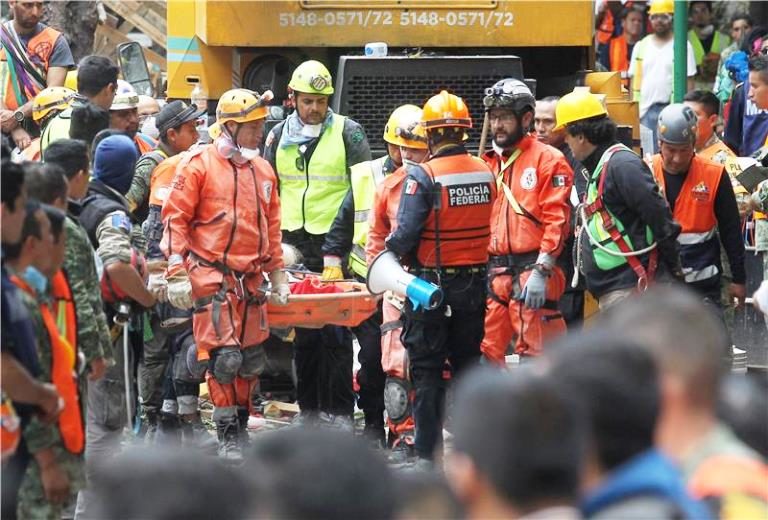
554, 88, 608, 130
32, 86, 75, 123
383, 104, 428, 149
215, 88, 272, 126
288, 60, 334, 96
64, 69, 78, 91
649, 0, 674, 15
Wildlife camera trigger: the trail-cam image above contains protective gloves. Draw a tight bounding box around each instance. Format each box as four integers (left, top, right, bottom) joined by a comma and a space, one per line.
166, 258, 193, 310
147, 272, 168, 303
321, 255, 344, 281
521, 252, 554, 310
269, 270, 290, 306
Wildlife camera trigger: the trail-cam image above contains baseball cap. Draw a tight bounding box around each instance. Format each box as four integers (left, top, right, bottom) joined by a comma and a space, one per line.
156, 100, 205, 136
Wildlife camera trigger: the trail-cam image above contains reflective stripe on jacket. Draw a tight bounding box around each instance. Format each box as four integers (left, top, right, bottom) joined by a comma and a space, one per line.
651, 154, 722, 283
275, 114, 348, 234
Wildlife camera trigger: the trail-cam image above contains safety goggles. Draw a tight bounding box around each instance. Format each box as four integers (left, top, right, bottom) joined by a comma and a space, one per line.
650, 13, 672, 22
483, 83, 524, 108
394, 124, 426, 143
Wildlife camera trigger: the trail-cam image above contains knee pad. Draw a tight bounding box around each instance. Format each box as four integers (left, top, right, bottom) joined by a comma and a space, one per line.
210, 346, 242, 384
184, 337, 207, 381
239, 344, 266, 379
384, 377, 412, 424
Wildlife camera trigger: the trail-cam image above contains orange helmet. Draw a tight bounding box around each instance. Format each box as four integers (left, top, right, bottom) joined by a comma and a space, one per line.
421, 90, 472, 131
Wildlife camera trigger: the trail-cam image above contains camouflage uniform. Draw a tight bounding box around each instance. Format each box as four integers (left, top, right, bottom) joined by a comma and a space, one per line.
63, 211, 111, 368
125, 145, 170, 221
75, 184, 145, 519
16, 289, 85, 520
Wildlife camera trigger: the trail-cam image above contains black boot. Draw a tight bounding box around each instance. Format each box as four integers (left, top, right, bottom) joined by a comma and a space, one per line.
156, 412, 181, 444
216, 416, 243, 463
139, 410, 159, 444
180, 414, 217, 453
363, 410, 386, 449
237, 408, 252, 449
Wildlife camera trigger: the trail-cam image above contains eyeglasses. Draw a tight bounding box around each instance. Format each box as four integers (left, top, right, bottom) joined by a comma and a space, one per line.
488, 111, 517, 123
650, 14, 672, 22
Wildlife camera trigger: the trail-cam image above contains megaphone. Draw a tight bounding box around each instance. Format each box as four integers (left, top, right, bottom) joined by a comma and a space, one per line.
366, 250, 443, 310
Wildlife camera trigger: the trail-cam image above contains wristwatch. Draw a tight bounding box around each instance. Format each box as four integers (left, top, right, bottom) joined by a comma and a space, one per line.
13, 110, 24, 124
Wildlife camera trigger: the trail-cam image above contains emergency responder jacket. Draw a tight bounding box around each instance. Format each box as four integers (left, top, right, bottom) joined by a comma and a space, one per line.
386, 146, 495, 268
79, 180, 139, 250
483, 134, 573, 258
651, 154, 746, 289
579, 143, 682, 297
142, 153, 181, 260
161, 143, 283, 276
322, 155, 395, 278
264, 112, 371, 235
366, 166, 407, 266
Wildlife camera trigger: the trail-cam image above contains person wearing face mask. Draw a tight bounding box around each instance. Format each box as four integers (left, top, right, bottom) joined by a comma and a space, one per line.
687, 1, 731, 92
649, 104, 746, 317
263, 60, 370, 430
321, 104, 425, 448
365, 110, 430, 458
109, 92, 156, 157
137, 95, 161, 140
5, 203, 85, 520
480, 79, 572, 366
161, 88, 287, 462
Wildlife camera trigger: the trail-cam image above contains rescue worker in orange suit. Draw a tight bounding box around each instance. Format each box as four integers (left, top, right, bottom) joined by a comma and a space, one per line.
263, 60, 370, 428
480, 79, 572, 365
650, 104, 746, 313
365, 107, 429, 454
384, 91, 495, 464
134, 100, 206, 443
321, 105, 424, 446
556, 89, 684, 310
161, 88, 287, 462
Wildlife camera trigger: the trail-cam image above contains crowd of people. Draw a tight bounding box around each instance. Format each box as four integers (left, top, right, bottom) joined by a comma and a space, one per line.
1, 0, 768, 518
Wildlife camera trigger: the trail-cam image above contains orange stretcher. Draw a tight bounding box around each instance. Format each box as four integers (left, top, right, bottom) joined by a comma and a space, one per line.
267, 280, 379, 328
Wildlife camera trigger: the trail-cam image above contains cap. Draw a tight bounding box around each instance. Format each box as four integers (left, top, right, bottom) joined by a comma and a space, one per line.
110, 93, 140, 111
156, 100, 205, 135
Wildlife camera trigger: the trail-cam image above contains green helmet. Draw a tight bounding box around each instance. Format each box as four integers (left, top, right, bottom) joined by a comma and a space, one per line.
657, 103, 697, 146
288, 60, 334, 96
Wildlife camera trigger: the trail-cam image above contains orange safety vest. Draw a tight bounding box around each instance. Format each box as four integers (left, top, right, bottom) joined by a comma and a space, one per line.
0, 24, 61, 110
11, 271, 84, 454
149, 154, 182, 207
1, 396, 20, 461
483, 135, 573, 257
134, 133, 156, 155
609, 35, 629, 73
415, 153, 495, 267
651, 154, 723, 283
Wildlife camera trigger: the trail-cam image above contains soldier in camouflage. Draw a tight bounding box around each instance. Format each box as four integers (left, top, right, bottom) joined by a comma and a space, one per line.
76, 134, 157, 518
4, 204, 85, 520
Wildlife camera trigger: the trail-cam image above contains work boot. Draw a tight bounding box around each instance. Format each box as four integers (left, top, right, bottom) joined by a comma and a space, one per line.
180, 414, 217, 453
156, 412, 181, 445
216, 416, 243, 464
237, 408, 252, 449
290, 410, 318, 428
317, 412, 354, 433
363, 410, 386, 449
139, 410, 159, 444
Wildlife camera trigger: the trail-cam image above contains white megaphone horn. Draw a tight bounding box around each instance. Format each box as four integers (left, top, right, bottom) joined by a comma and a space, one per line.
366, 250, 443, 311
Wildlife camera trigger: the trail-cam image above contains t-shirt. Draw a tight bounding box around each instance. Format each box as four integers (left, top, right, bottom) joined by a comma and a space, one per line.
17, 22, 74, 70
1, 263, 40, 376
629, 36, 697, 117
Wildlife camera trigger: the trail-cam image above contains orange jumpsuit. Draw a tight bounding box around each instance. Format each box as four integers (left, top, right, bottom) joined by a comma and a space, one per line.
161, 144, 283, 409
481, 135, 572, 362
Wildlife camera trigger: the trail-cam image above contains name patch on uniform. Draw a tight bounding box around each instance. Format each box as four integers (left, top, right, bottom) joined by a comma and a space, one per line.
405, 179, 418, 195
110, 214, 132, 232
263, 181, 273, 203
447, 183, 491, 206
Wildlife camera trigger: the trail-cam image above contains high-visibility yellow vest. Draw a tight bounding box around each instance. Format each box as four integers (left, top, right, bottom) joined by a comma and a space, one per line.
688, 29, 729, 67
349, 156, 387, 277
276, 115, 348, 234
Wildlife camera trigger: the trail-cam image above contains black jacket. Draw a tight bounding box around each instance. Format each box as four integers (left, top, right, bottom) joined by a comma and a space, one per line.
79, 180, 136, 249
579, 143, 682, 297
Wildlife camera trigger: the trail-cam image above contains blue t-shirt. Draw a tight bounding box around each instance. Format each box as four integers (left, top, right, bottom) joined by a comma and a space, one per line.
1, 263, 40, 377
